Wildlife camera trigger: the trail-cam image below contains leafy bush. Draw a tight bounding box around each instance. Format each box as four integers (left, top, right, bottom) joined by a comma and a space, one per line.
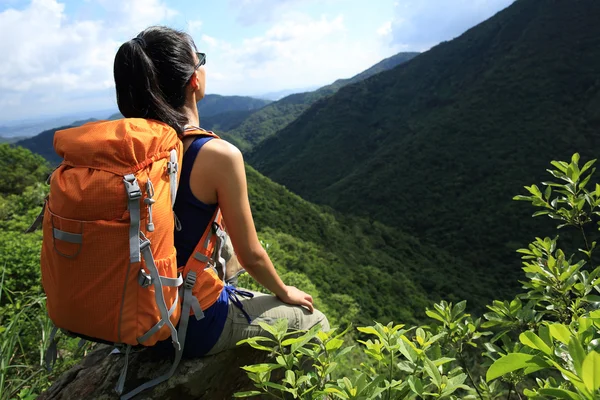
235, 153, 600, 399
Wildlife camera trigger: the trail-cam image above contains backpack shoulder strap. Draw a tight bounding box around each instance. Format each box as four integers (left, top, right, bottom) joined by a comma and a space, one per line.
180, 125, 220, 140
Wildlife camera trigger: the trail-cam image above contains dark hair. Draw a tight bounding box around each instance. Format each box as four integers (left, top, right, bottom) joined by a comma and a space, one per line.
114, 26, 198, 135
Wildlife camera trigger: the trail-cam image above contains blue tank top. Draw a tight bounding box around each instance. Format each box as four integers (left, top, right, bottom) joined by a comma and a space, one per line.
157, 135, 254, 357
174, 136, 218, 266
170, 136, 229, 357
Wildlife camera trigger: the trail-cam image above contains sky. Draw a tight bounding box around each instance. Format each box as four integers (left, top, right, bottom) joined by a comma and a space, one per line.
0, 0, 515, 122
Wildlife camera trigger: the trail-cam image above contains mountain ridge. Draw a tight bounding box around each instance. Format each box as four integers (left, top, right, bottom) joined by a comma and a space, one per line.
223, 52, 419, 150
248, 0, 600, 290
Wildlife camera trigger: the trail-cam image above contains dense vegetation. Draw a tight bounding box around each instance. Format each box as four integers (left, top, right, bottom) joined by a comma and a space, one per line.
235, 153, 600, 399
226, 52, 418, 150
249, 0, 600, 298
0, 142, 491, 398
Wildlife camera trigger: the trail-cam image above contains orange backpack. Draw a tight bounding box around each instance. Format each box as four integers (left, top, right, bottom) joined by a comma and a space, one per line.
38, 119, 226, 399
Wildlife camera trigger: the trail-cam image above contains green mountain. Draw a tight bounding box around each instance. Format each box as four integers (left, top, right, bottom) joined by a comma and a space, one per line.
225, 52, 419, 150
108, 94, 271, 121
17, 125, 76, 165
197, 94, 271, 117
1, 141, 492, 326
245, 164, 493, 324
249, 0, 600, 294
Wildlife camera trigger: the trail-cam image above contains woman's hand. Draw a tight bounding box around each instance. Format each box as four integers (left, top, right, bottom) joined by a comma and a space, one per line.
278, 286, 314, 313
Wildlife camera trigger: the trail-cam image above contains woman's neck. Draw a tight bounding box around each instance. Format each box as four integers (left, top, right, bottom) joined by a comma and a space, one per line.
182, 99, 200, 127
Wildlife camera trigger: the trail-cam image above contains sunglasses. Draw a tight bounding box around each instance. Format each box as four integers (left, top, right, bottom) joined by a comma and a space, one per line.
194, 52, 206, 70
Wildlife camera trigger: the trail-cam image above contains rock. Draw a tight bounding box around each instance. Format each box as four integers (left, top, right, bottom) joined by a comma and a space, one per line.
38, 344, 270, 399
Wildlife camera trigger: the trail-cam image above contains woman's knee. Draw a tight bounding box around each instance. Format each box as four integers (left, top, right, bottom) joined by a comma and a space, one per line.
297, 307, 330, 332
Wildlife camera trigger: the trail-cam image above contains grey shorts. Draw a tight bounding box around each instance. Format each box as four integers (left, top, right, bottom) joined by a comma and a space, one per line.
206, 289, 330, 355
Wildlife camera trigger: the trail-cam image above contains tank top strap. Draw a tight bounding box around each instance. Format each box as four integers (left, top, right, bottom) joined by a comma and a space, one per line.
181, 136, 215, 182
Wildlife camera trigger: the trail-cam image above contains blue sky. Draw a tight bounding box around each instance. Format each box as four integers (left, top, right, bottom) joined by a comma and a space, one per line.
0, 0, 514, 122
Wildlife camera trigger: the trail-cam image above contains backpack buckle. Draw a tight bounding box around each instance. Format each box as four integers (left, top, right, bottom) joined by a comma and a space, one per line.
138, 270, 152, 287
167, 161, 178, 174
123, 175, 142, 200
184, 271, 197, 289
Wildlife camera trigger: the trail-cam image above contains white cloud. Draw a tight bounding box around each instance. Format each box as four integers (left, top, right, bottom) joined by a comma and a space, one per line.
377, 21, 392, 37
187, 19, 203, 33
97, 0, 177, 35
201, 12, 393, 97
0, 0, 177, 120
228, 0, 304, 25
390, 0, 515, 51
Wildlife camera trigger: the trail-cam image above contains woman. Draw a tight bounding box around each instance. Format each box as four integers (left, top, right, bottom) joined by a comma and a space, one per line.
113, 25, 329, 357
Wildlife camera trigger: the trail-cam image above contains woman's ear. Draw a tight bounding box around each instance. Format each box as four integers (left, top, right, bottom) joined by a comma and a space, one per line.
190, 73, 199, 90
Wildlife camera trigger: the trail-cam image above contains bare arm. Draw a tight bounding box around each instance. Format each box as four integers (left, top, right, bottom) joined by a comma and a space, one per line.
194, 139, 314, 312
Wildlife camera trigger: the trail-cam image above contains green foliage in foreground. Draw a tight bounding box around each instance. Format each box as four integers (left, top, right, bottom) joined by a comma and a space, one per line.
235, 153, 600, 399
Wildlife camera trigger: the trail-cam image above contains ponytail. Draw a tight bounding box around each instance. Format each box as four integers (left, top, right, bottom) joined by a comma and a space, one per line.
114, 27, 198, 135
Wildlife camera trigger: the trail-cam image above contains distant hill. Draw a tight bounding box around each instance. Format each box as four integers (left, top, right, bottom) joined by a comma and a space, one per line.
0, 136, 27, 144
16, 125, 74, 165
108, 94, 270, 122
226, 52, 419, 150
256, 86, 321, 101
249, 0, 600, 296
198, 94, 271, 118
18, 94, 271, 162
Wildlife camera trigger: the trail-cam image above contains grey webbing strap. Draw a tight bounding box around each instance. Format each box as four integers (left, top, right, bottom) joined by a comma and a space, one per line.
213, 225, 228, 282
202, 208, 221, 248
139, 234, 180, 347
181, 270, 204, 324
25, 201, 46, 233
115, 345, 131, 396
53, 228, 82, 244
168, 149, 178, 209
137, 289, 179, 344
138, 272, 183, 288
190, 295, 204, 320
203, 228, 213, 249
45, 326, 59, 371
193, 252, 210, 263
124, 175, 142, 263
160, 275, 183, 287
119, 273, 200, 400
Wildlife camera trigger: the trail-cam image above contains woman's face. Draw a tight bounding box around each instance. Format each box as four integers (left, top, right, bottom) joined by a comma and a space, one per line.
192, 52, 206, 101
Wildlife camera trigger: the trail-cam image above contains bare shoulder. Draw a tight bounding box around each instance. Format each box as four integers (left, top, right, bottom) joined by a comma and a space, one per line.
201, 138, 243, 163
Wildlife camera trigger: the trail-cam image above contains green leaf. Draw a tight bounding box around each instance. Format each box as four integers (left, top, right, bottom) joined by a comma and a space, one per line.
568, 336, 586, 377
533, 210, 551, 217
326, 338, 344, 352
537, 388, 582, 400
233, 391, 264, 397
285, 370, 295, 386
357, 326, 383, 341
580, 159, 596, 175
549, 323, 572, 345
241, 363, 282, 374
407, 376, 424, 396
426, 309, 445, 324
526, 185, 543, 198
424, 357, 442, 386
520, 331, 553, 356
544, 185, 552, 200
581, 351, 600, 392
486, 353, 549, 382
263, 382, 290, 391
256, 321, 279, 338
